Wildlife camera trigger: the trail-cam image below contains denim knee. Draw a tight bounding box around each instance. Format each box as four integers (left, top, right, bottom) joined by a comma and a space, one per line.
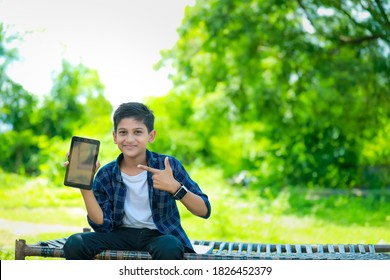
63, 233, 90, 260
148, 235, 185, 260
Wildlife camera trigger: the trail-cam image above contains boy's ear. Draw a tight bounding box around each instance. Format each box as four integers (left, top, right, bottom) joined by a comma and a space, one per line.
112, 130, 117, 144
148, 130, 156, 143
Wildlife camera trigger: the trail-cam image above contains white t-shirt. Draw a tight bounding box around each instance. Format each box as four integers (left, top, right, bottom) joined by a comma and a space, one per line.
121, 171, 157, 229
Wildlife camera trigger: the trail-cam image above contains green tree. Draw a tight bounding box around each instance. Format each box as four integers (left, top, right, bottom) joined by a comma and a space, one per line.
151, 0, 390, 189
1, 24, 113, 176
0, 24, 41, 174
38, 60, 108, 139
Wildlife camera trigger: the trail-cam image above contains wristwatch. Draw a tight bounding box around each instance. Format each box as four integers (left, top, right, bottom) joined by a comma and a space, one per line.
173, 185, 188, 200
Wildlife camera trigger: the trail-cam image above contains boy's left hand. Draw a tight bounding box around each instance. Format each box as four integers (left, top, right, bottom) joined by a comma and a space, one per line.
137, 157, 181, 194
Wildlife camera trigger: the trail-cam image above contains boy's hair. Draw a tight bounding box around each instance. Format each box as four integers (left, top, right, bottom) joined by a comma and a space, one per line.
113, 102, 155, 133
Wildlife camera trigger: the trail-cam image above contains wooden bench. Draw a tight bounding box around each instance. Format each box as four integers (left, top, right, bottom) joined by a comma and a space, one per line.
15, 236, 390, 260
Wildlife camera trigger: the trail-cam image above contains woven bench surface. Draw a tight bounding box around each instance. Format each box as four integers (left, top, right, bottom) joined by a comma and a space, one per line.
18, 238, 390, 260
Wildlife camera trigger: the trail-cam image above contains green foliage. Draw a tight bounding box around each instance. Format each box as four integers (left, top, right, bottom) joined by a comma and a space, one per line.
0, 24, 42, 175
0, 25, 113, 178
180, 167, 390, 244
0, 23, 19, 72
151, 0, 390, 189
1, 5, 390, 259
0, 83, 38, 132
0, 130, 42, 175
38, 60, 108, 139
1, 169, 389, 259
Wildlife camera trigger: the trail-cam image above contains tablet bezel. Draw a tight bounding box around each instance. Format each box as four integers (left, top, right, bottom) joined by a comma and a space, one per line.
64, 136, 100, 190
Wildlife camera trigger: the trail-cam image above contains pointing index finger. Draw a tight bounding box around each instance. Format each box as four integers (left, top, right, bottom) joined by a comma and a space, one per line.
137, 164, 160, 174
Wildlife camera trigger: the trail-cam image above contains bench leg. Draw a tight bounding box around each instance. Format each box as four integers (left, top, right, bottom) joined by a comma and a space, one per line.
15, 239, 26, 260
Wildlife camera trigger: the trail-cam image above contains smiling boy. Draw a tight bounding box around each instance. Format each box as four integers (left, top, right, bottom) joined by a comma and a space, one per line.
63, 102, 211, 260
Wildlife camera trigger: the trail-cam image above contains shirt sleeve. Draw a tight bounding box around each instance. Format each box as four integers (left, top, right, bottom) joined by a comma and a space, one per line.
169, 157, 211, 219
87, 167, 115, 232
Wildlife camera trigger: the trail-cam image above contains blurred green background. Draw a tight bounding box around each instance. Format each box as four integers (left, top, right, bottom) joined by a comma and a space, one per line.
1, 0, 389, 259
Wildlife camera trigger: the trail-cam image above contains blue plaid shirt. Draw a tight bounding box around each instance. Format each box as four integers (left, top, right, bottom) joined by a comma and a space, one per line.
87, 150, 211, 250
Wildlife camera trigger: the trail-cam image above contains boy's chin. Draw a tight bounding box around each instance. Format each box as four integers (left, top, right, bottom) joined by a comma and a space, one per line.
121, 149, 144, 159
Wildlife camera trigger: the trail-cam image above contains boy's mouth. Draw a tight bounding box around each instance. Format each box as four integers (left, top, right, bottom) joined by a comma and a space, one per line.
123, 144, 137, 149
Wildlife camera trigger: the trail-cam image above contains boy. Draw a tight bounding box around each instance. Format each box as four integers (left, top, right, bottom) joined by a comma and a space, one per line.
63, 102, 211, 260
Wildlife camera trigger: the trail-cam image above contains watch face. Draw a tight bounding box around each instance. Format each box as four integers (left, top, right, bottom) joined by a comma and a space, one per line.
175, 186, 188, 200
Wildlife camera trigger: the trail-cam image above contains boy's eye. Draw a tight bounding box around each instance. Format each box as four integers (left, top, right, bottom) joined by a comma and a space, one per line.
119, 131, 127, 135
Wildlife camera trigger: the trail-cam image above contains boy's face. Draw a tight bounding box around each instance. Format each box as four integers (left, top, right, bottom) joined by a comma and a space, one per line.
113, 117, 156, 160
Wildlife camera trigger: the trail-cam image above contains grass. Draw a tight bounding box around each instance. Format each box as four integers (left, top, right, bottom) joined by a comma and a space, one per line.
1, 168, 390, 260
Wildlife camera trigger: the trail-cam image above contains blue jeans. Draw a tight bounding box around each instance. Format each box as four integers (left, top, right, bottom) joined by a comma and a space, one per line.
63, 227, 186, 260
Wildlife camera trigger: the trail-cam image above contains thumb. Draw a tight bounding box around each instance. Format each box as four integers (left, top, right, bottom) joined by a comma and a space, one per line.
164, 157, 172, 171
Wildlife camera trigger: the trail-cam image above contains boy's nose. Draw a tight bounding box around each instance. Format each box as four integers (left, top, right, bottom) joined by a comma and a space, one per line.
125, 134, 135, 142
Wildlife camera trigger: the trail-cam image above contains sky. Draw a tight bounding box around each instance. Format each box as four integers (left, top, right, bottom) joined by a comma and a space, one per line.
0, 0, 194, 109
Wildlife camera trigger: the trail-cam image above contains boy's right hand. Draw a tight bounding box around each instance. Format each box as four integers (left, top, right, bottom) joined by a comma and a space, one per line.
137, 157, 181, 194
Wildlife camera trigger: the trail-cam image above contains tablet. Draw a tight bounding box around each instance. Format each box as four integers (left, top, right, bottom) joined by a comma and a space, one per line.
64, 136, 100, 190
